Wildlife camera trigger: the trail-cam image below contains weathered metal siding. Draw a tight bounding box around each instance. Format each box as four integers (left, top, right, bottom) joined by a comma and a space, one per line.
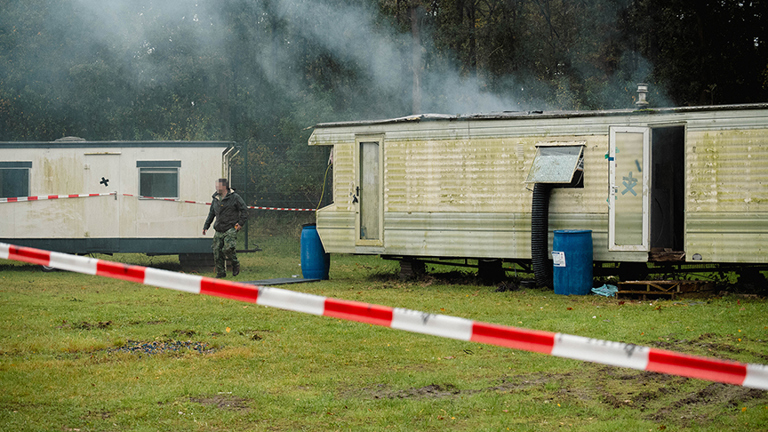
311, 106, 768, 264
380, 135, 623, 260
386, 135, 609, 214
316, 207, 356, 253
385, 138, 530, 213
332, 143, 355, 211
314, 128, 639, 261
685, 128, 768, 262
380, 212, 648, 262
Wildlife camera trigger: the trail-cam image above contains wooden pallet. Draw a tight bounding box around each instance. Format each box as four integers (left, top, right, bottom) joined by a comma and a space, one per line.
617, 280, 715, 300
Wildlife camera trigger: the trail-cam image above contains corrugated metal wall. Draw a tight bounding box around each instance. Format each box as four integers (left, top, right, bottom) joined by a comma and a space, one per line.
317, 132, 631, 261
685, 128, 768, 262
313, 107, 768, 264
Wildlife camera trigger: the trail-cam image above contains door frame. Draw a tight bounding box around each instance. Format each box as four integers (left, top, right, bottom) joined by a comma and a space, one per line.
608, 126, 650, 252
649, 122, 687, 253
84, 153, 121, 238
354, 134, 385, 247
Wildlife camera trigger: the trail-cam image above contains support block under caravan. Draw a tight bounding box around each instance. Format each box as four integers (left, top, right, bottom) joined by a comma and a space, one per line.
398, 259, 425, 280
478, 259, 505, 283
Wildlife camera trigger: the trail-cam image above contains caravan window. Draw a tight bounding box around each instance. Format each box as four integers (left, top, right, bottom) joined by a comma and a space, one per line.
137, 161, 180, 198
0, 162, 31, 198
525, 144, 584, 187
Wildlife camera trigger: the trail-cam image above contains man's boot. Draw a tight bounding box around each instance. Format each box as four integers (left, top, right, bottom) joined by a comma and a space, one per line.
232, 262, 240, 277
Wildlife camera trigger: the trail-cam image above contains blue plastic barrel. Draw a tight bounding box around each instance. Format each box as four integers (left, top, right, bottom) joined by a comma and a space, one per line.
552, 230, 593, 295
301, 223, 330, 280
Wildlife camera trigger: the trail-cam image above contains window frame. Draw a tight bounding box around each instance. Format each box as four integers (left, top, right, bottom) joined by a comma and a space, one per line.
0, 161, 32, 199
608, 126, 650, 252
137, 161, 181, 199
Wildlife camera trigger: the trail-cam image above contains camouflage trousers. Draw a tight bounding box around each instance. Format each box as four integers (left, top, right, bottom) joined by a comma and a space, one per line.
212, 228, 239, 276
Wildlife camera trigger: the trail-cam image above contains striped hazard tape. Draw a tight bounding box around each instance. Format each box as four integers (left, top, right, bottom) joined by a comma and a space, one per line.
121, 193, 212, 205
0, 191, 314, 212
122, 194, 315, 211
1, 241, 766, 390
246, 205, 315, 212
0, 192, 116, 203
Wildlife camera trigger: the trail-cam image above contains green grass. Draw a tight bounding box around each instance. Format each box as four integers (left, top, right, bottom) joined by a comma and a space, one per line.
2, 236, 768, 431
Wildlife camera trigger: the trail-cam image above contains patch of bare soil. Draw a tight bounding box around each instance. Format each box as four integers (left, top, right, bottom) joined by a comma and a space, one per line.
378, 383, 461, 399
651, 333, 768, 363
82, 410, 112, 420
189, 394, 251, 411
355, 372, 565, 400
594, 368, 686, 410
648, 382, 766, 425
57, 320, 112, 330
107, 339, 217, 356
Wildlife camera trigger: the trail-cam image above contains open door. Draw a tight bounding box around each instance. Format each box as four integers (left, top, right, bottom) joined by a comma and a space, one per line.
609, 127, 650, 251
650, 126, 685, 254
355, 136, 383, 247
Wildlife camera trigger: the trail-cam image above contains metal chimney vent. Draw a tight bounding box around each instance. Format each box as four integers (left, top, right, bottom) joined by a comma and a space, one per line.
635, 83, 649, 108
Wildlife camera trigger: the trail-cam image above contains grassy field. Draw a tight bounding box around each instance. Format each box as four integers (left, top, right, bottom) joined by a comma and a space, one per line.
2, 236, 768, 431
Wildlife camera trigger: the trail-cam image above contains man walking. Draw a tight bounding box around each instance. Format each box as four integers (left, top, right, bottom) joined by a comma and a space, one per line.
203, 178, 248, 278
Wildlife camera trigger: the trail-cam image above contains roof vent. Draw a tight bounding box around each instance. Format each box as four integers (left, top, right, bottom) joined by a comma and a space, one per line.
635, 83, 649, 108
54, 136, 86, 142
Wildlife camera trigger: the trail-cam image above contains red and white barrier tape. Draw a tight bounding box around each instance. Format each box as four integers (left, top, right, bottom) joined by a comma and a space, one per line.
1, 241, 766, 390
246, 205, 315, 212
122, 194, 315, 211
121, 193, 212, 206
0, 192, 116, 203
0, 192, 314, 212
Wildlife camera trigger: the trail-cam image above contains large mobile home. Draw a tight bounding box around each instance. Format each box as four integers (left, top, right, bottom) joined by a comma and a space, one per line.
0, 138, 234, 267
309, 104, 768, 282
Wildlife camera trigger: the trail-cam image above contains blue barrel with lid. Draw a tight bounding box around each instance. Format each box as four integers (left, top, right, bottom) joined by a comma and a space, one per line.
552, 230, 593, 295
301, 223, 330, 280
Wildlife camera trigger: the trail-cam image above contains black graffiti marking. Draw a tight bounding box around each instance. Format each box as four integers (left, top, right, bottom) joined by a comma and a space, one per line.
624, 344, 638, 358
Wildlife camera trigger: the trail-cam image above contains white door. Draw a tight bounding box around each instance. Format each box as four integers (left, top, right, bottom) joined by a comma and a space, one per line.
84, 154, 120, 238
609, 127, 650, 251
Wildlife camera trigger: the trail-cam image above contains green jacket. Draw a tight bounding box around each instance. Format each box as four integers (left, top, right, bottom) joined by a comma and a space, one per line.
203, 189, 248, 233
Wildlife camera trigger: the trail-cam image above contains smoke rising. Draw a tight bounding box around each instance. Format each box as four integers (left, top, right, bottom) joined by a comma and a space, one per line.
0, 0, 669, 142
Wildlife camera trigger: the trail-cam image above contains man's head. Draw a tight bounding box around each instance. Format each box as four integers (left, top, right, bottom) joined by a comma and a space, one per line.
215, 178, 229, 195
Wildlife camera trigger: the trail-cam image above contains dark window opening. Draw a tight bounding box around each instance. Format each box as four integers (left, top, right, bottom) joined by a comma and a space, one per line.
0, 167, 30, 198
139, 167, 179, 198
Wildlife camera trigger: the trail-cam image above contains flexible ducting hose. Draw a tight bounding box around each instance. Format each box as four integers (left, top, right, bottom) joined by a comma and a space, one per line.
531, 183, 553, 288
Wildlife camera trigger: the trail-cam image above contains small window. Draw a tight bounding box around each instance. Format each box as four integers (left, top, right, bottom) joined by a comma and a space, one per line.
137, 161, 180, 198
0, 162, 31, 198
525, 144, 584, 187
